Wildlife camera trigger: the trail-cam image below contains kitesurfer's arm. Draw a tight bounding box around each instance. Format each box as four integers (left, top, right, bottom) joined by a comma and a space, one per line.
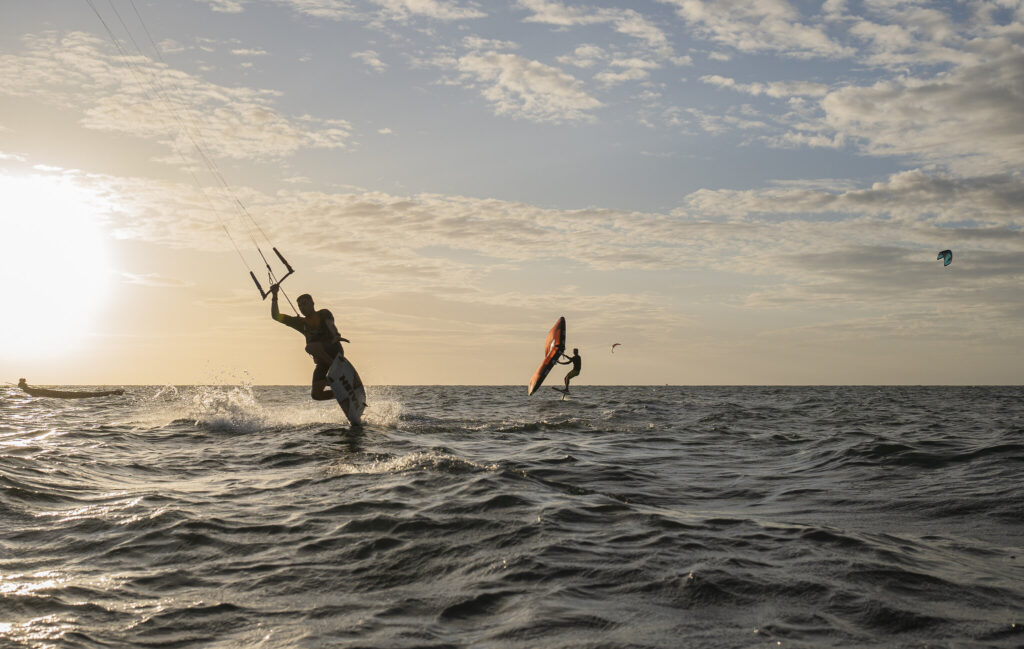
270, 285, 305, 331
323, 310, 341, 343
270, 284, 284, 322
555, 353, 571, 365
318, 309, 350, 343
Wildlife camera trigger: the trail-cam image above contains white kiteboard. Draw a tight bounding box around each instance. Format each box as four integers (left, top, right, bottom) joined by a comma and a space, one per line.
326, 354, 367, 426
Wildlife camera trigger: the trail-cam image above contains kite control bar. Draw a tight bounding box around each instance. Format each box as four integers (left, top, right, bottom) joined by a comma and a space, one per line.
250, 247, 295, 300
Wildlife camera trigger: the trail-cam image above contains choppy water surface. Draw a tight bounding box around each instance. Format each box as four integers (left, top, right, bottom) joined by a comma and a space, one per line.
1, 385, 1022, 648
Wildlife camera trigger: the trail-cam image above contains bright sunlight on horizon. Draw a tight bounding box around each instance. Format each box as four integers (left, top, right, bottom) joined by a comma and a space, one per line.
1, 173, 114, 362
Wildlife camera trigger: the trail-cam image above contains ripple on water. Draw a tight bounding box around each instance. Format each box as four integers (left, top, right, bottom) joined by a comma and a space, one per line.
1, 386, 1022, 648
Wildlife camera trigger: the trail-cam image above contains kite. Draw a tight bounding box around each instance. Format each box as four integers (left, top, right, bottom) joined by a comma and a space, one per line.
937, 250, 953, 266
611, 343, 622, 353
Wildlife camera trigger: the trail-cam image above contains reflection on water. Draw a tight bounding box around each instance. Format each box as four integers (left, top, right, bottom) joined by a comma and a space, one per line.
1, 385, 1022, 648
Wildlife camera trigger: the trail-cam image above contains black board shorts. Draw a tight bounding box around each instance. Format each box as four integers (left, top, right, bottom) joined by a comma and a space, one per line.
310, 343, 343, 383
313, 361, 332, 383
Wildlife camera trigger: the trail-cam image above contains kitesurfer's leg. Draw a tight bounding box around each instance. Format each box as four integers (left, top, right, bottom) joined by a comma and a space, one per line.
310, 363, 334, 401
311, 380, 333, 400
564, 367, 579, 392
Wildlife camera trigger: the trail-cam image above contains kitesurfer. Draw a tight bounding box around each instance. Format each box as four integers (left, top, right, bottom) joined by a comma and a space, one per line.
270, 285, 349, 401
557, 348, 582, 392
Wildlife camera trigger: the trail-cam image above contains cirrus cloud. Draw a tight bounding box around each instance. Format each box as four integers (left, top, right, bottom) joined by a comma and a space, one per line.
0, 31, 351, 162
453, 51, 602, 123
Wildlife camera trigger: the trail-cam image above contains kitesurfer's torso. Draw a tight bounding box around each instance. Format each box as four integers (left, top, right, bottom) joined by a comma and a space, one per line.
276, 309, 343, 359
569, 354, 581, 372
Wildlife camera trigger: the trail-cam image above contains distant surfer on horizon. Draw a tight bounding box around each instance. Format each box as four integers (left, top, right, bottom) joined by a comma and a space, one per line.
557, 348, 582, 393
270, 285, 349, 401
17, 378, 124, 398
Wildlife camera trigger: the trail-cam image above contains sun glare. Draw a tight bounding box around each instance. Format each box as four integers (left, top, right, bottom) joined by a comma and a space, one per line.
0, 173, 114, 361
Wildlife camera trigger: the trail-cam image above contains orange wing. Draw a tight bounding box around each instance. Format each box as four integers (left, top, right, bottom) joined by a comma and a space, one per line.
528, 317, 566, 395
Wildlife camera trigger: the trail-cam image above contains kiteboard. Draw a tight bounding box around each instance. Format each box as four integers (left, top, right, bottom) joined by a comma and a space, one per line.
528, 316, 565, 395
326, 354, 367, 426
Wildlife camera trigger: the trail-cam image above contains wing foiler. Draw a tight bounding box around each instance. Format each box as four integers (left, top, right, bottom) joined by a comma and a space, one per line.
528, 317, 566, 395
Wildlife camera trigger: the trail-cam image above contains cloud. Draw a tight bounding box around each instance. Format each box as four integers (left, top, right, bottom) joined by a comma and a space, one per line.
662, 11, 1024, 175
89, 172, 683, 276
594, 66, 651, 86
369, 0, 484, 21
841, 2, 991, 69
121, 272, 195, 287
745, 242, 1024, 347
661, 167, 1024, 328
0, 31, 352, 162
518, 0, 670, 51
594, 56, 661, 86
200, 0, 245, 13
89, 165, 1024, 284
45, 157, 1023, 357
815, 51, 1024, 174
517, 0, 602, 27
682, 107, 769, 134
453, 51, 602, 123
462, 36, 518, 51
557, 44, 607, 68
230, 48, 269, 56
516, 0, 681, 89
196, 0, 483, 21
283, 0, 355, 19
195, 0, 353, 19
158, 39, 187, 54
277, 184, 1024, 336
701, 74, 829, 98
352, 49, 388, 72
681, 168, 1024, 227
660, 0, 852, 59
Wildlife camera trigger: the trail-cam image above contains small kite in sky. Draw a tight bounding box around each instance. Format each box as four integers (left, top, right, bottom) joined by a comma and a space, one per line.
611, 343, 622, 353
937, 249, 953, 266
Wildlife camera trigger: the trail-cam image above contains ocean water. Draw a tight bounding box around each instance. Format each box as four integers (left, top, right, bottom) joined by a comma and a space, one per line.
1, 385, 1022, 648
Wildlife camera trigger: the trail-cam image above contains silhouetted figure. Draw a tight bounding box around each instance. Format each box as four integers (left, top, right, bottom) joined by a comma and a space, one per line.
17, 378, 124, 398
270, 285, 349, 401
557, 348, 582, 393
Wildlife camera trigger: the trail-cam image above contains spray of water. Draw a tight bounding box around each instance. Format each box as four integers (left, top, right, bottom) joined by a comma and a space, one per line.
118, 379, 405, 432
361, 385, 403, 428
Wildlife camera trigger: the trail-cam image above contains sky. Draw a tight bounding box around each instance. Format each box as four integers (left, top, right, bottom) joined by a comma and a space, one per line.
1, 0, 1023, 386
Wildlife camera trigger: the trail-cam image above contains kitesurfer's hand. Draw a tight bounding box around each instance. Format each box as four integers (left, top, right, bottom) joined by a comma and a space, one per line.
270, 283, 279, 297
